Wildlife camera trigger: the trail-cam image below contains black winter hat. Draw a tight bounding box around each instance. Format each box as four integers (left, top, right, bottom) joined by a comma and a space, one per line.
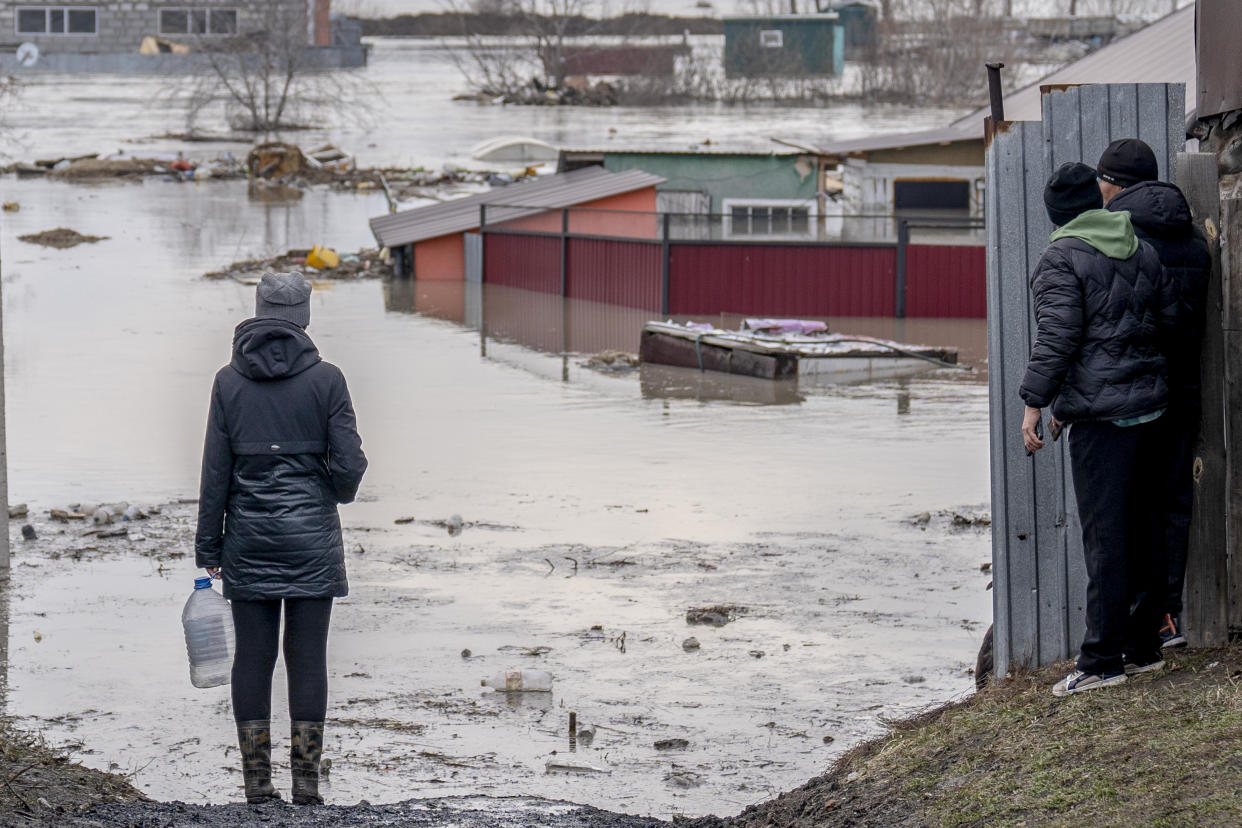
1096, 138, 1159, 187
1044, 162, 1103, 227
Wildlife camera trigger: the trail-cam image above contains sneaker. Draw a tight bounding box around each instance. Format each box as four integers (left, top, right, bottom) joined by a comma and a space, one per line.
1052, 669, 1127, 697
1159, 614, 1187, 649
1124, 658, 1165, 676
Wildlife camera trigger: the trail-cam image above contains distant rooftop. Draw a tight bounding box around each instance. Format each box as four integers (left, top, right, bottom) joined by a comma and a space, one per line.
370, 166, 665, 249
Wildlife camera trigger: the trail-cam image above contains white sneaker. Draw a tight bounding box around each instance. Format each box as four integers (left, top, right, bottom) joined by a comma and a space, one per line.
1052, 669, 1127, 697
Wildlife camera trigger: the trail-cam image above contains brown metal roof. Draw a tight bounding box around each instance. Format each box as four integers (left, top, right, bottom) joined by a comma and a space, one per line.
816, 5, 1195, 157
369, 166, 666, 249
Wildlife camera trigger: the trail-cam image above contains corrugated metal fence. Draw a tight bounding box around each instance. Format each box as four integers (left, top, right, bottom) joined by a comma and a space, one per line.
987, 83, 1184, 677
481, 212, 986, 318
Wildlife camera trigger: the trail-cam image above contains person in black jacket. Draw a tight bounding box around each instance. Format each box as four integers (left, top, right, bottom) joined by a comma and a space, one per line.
1019, 162, 1176, 697
195, 272, 367, 805
1098, 138, 1212, 649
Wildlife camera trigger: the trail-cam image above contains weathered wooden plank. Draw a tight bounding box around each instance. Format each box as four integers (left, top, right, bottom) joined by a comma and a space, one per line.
1079, 84, 1112, 170
1223, 199, 1242, 633
1137, 83, 1173, 181
1166, 84, 1186, 185
989, 122, 1046, 675
1108, 83, 1139, 142
1177, 153, 1227, 645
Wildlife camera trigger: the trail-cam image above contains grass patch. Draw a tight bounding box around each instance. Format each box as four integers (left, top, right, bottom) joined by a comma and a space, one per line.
686, 646, 1242, 827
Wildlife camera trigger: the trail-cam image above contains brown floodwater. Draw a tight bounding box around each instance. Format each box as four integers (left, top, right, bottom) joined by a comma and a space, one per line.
0, 177, 991, 819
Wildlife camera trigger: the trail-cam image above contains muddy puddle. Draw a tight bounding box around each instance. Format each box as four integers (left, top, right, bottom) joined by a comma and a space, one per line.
0, 175, 991, 819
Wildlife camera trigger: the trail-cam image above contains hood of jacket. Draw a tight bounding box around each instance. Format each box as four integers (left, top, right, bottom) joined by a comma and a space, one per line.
1050, 208, 1139, 260
230, 317, 321, 381
1106, 180, 1194, 240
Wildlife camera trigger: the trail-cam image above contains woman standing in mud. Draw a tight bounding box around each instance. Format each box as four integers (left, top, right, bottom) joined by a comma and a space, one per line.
194, 272, 367, 805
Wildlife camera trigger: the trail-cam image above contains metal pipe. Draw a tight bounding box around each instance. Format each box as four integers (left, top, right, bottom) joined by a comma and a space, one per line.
986, 62, 1006, 123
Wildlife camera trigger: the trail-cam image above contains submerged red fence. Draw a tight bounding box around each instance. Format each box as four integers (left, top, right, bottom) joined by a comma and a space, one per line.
480, 213, 985, 319
668, 244, 897, 317
904, 244, 987, 319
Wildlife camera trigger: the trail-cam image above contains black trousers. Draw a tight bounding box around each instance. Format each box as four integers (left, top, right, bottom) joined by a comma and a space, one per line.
231, 598, 333, 723
1068, 418, 1166, 675
1159, 405, 1198, 616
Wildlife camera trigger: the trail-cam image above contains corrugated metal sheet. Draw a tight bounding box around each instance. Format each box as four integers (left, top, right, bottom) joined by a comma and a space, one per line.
817, 6, 1194, 157
668, 244, 896, 317
905, 244, 986, 318
484, 234, 560, 294
1197, 1, 1242, 118
370, 167, 666, 249
567, 238, 662, 310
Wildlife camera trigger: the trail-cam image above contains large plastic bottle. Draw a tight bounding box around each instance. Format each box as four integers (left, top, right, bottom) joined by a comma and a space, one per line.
481, 669, 552, 692
182, 576, 235, 688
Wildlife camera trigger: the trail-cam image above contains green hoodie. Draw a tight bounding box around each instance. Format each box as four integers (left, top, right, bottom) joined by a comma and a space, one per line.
1049, 208, 1139, 260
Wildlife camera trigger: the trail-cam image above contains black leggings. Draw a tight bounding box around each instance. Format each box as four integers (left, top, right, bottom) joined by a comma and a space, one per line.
231, 598, 333, 723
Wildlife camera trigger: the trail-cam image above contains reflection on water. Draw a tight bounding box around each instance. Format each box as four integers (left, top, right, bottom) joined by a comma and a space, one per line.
383, 278, 990, 406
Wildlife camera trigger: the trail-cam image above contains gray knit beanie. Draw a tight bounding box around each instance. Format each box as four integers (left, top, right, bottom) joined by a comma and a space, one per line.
255, 271, 311, 327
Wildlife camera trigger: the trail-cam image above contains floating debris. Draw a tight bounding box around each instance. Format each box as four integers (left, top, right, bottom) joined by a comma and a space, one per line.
18, 228, 109, 249
685, 605, 747, 627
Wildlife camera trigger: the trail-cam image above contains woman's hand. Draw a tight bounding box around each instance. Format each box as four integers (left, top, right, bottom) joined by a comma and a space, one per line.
1021, 406, 1045, 454
206, 567, 220, 579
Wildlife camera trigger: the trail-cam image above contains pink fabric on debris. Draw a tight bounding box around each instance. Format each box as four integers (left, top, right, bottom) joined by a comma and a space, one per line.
742, 318, 828, 335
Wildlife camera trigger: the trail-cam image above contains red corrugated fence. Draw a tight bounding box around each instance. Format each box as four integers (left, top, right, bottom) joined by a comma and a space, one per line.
668, 244, 897, 317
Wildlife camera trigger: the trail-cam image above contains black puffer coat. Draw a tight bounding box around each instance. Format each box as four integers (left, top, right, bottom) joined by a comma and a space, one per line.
1107, 181, 1211, 408
195, 318, 367, 601
1019, 211, 1177, 422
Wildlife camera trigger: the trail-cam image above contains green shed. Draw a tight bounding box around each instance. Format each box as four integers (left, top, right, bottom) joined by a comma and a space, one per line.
723, 14, 844, 78
831, 2, 877, 59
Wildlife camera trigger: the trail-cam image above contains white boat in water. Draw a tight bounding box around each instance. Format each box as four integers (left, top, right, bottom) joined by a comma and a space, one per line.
471, 136, 560, 165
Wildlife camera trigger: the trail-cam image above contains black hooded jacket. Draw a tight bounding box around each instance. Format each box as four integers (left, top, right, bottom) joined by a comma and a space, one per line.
194, 318, 367, 601
1107, 181, 1211, 408
1018, 209, 1176, 422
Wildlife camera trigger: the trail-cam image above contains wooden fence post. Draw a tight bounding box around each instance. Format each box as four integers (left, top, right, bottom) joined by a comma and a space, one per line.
1223, 197, 1242, 633
1177, 153, 1227, 645
0, 230, 8, 572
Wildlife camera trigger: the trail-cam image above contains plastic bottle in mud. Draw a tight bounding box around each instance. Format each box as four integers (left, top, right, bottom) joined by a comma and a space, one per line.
481, 669, 552, 692
182, 576, 235, 688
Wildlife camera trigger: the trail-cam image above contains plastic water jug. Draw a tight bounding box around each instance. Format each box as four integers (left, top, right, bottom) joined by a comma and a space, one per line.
182, 576, 235, 688
481, 669, 552, 692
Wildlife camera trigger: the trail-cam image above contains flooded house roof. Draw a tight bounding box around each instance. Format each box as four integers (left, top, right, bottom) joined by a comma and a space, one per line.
369, 166, 665, 249
816, 4, 1195, 159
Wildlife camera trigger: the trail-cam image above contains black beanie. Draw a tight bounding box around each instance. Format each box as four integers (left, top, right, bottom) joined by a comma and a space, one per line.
1044, 162, 1103, 226
1096, 138, 1159, 187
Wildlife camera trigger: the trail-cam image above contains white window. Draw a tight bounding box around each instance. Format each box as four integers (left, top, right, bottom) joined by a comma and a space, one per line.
16, 6, 97, 35
759, 29, 783, 48
723, 199, 817, 240
159, 8, 238, 35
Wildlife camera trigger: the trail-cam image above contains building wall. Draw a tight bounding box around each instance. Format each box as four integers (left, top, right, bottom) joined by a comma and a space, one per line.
723, 16, 843, 77
842, 158, 986, 216
601, 153, 819, 214
1, 1, 308, 55
491, 187, 660, 238
413, 233, 466, 281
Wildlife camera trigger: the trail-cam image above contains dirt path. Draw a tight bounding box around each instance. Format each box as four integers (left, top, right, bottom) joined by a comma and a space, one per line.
4, 796, 670, 828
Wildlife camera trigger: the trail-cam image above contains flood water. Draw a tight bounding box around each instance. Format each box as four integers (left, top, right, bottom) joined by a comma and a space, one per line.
0, 38, 963, 170
0, 46, 991, 821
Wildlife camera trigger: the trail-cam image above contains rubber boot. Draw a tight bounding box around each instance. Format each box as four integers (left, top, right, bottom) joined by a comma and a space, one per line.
290, 720, 325, 805
236, 721, 282, 803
